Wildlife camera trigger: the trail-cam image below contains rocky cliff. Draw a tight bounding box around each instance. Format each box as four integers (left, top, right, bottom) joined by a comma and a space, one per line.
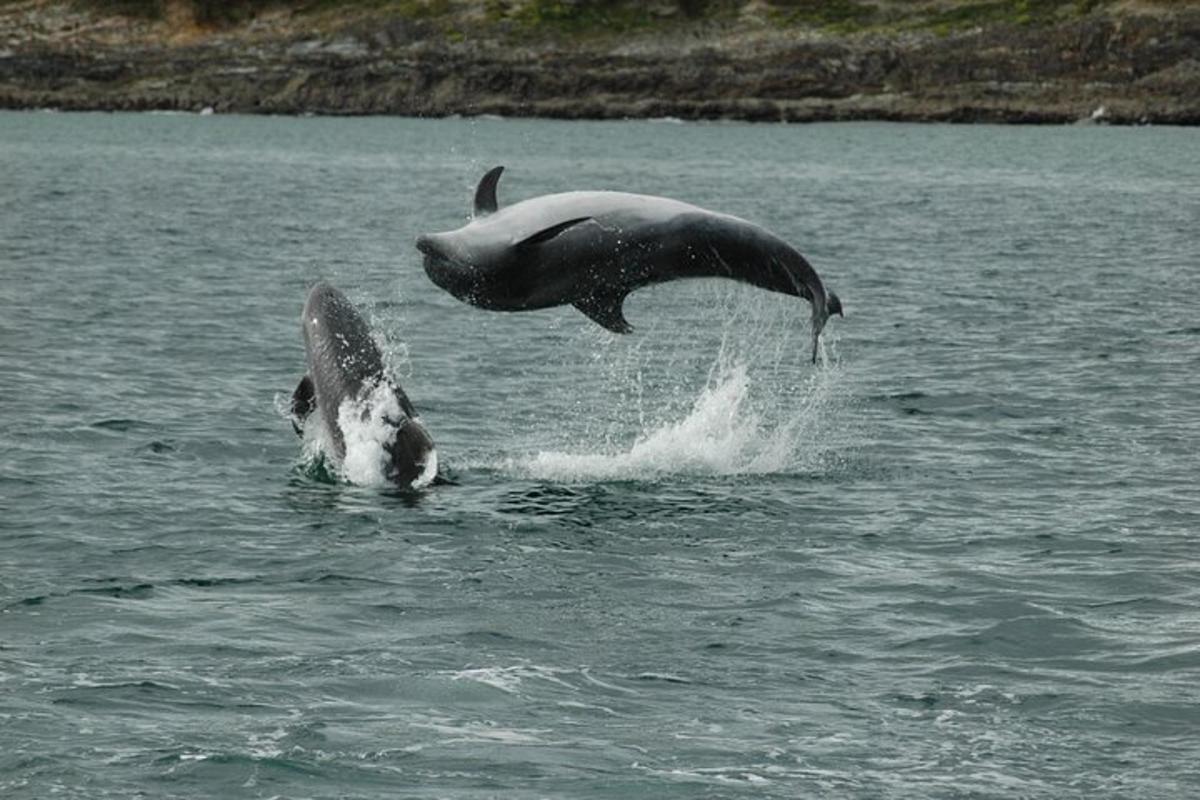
2, 0, 1198, 123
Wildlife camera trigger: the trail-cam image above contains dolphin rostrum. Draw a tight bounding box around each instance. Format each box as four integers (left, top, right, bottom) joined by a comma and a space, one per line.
291, 281, 435, 488
416, 166, 843, 362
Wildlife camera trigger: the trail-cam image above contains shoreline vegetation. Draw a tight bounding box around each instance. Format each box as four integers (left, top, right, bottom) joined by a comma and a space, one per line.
1, 0, 1198, 123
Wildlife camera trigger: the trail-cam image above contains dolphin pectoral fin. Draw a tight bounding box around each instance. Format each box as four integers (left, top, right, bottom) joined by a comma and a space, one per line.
392, 384, 419, 420
573, 289, 633, 334
291, 375, 316, 435
473, 166, 504, 217
516, 217, 593, 248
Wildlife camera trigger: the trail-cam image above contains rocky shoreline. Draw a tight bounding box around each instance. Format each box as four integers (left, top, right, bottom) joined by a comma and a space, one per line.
2, 2, 1199, 123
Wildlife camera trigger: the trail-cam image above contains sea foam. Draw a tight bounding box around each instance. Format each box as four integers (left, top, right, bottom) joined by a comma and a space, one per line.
511, 332, 848, 483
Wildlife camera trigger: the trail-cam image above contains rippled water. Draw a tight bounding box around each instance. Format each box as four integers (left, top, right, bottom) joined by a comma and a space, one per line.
2, 112, 1199, 798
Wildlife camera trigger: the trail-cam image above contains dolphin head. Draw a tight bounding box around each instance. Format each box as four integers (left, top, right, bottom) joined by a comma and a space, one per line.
416, 229, 486, 304
416, 165, 512, 304
415, 225, 523, 310
302, 282, 383, 390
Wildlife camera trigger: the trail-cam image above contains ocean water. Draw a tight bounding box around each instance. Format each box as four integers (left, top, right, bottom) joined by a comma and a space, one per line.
2, 111, 1198, 798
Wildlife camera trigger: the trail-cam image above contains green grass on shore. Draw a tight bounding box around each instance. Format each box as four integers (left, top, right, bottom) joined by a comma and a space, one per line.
59, 0, 1169, 38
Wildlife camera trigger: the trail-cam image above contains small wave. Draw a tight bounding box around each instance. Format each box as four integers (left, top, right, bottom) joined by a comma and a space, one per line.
448, 663, 580, 695
411, 716, 550, 745
299, 572, 393, 587
174, 576, 261, 588
77, 583, 155, 599
65, 678, 178, 692
634, 764, 776, 787
449, 667, 524, 694
91, 418, 154, 432
634, 672, 693, 684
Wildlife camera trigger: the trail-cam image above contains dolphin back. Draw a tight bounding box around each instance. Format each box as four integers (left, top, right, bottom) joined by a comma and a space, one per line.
634, 211, 842, 362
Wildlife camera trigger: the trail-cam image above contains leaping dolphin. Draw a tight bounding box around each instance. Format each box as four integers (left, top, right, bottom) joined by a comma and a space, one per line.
416, 166, 843, 362
291, 282, 435, 488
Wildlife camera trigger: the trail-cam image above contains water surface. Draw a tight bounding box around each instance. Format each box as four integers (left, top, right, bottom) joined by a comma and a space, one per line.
2, 112, 1199, 798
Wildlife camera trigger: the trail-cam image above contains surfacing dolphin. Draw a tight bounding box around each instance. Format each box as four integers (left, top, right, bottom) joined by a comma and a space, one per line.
416, 166, 843, 362
291, 282, 435, 488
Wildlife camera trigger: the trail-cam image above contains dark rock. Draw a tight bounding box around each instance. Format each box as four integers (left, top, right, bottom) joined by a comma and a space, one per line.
1, 7, 1198, 123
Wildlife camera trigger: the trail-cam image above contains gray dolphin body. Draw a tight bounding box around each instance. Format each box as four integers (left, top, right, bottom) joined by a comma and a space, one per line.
291, 282, 435, 488
416, 167, 843, 362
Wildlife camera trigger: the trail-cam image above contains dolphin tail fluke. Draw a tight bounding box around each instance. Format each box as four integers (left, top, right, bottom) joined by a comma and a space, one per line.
291, 375, 316, 435
809, 289, 843, 364
826, 290, 844, 319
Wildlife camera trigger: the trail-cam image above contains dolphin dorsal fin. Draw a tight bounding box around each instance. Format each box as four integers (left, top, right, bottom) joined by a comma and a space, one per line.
473, 166, 505, 217
516, 217, 592, 248
573, 288, 633, 335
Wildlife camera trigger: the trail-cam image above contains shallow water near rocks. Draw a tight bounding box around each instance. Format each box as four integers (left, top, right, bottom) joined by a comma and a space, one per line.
2, 112, 1199, 798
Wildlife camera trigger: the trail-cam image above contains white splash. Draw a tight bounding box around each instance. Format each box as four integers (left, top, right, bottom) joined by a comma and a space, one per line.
337, 381, 405, 488
513, 354, 847, 483
284, 377, 435, 490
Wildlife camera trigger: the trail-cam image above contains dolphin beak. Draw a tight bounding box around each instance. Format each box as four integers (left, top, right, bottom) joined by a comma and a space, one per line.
415, 234, 439, 257
416, 232, 477, 301
416, 232, 466, 268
